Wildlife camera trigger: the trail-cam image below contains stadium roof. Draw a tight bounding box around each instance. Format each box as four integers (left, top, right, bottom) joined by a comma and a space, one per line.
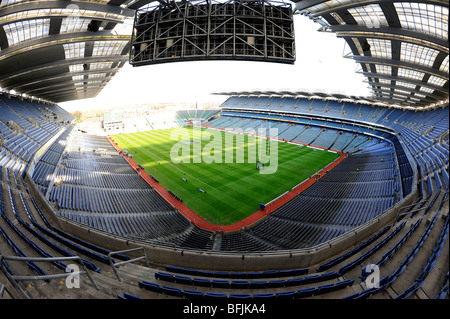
213, 89, 421, 109
0, 0, 135, 103
0, 0, 448, 109
293, 0, 449, 109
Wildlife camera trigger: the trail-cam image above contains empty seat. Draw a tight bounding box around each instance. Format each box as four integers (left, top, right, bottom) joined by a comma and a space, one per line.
174, 275, 192, 285
320, 272, 338, 281
316, 283, 335, 295
303, 274, 321, 284
214, 271, 230, 278
253, 293, 276, 299
334, 279, 355, 290
183, 289, 204, 299
297, 287, 317, 298
205, 292, 228, 299
249, 280, 268, 289
183, 268, 198, 276
155, 272, 174, 282
230, 280, 249, 289
161, 286, 183, 297
276, 291, 297, 299
229, 294, 252, 299
355, 287, 379, 299
247, 271, 263, 279
211, 279, 230, 288
193, 278, 211, 287
342, 292, 360, 299
166, 265, 183, 273
279, 269, 296, 277
291, 268, 309, 276
263, 270, 279, 278
286, 277, 304, 287
268, 279, 286, 288
196, 270, 214, 277
122, 293, 143, 299
138, 281, 160, 293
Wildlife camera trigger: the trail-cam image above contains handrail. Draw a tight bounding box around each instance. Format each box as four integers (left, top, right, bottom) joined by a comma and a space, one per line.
0, 255, 99, 299
108, 247, 149, 282
0, 283, 15, 299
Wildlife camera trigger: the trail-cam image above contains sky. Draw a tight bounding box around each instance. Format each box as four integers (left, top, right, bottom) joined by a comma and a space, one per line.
60, 13, 370, 113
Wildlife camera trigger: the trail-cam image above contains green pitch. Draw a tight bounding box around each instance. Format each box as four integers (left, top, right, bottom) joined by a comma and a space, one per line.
111, 126, 339, 225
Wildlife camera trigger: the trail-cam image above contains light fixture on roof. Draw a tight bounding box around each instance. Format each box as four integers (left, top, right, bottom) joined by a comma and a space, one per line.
87, 20, 100, 32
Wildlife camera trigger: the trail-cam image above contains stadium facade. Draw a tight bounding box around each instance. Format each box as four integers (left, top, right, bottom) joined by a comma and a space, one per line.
0, 0, 448, 300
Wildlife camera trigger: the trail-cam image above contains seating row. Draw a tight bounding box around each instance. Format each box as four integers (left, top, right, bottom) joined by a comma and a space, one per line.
138, 279, 355, 299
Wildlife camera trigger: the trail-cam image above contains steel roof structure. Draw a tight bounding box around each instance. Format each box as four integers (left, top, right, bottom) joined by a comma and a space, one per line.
293, 0, 449, 109
0, 0, 448, 108
0, 0, 136, 103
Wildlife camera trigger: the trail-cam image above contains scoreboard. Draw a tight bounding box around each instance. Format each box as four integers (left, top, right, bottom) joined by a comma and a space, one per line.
130, 0, 295, 66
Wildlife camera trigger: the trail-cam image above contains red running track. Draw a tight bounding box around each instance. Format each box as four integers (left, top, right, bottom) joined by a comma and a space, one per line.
106, 132, 346, 233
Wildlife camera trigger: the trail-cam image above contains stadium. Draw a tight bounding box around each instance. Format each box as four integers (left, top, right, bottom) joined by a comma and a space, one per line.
0, 0, 448, 305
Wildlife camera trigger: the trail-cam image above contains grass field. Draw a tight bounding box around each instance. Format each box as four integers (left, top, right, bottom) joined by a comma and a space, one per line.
112, 126, 340, 225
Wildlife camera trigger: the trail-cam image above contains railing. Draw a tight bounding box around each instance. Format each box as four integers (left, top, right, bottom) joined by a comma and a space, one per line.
439, 129, 449, 144
108, 247, 149, 282
0, 283, 15, 299
0, 255, 99, 299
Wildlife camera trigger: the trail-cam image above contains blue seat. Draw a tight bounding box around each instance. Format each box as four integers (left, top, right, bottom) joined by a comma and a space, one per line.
231, 272, 247, 278
196, 270, 214, 277
166, 265, 183, 273
355, 287, 378, 299
161, 286, 183, 297
292, 268, 309, 276
211, 279, 230, 288
155, 272, 174, 282
183, 289, 204, 299
183, 268, 198, 276
316, 283, 335, 295
286, 277, 304, 287
193, 277, 211, 287
205, 292, 228, 299
253, 293, 276, 299
214, 271, 230, 278
318, 258, 341, 272
338, 262, 354, 276
247, 271, 263, 278
320, 272, 338, 281
303, 274, 320, 284
249, 280, 268, 289
122, 293, 143, 299
279, 269, 295, 277
396, 265, 407, 276
230, 280, 249, 289
378, 275, 390, 287
335, 279, 354, 289
263, 270, 279, 278
174, 275, 192, 285
138, 281, 160, 293
268, 279, 286, 288
297, 287, 316, 298
229, 293, 252, 299
342, 292, 360, 299
276, 291, 297, 299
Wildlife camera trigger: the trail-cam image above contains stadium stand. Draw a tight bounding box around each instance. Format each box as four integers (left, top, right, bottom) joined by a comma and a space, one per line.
177, 109, 219, 125
0, 86, 447, 300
